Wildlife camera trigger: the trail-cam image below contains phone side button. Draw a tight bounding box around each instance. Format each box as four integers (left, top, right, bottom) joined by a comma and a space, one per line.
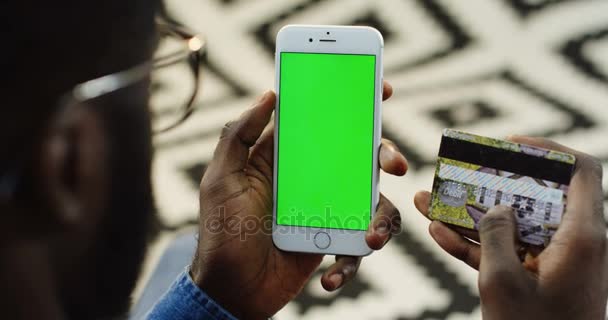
313, 232, 331, 249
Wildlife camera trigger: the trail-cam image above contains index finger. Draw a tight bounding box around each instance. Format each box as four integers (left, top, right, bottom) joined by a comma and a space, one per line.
507, 136, 605, 236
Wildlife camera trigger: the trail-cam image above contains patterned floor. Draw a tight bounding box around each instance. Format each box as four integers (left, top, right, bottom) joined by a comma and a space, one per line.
138, 1, 608, 319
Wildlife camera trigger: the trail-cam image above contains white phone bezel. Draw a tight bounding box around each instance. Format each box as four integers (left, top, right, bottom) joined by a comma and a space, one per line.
272, 25, 384, 256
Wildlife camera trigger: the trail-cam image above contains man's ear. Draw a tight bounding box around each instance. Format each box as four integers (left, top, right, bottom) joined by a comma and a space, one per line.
35, 104, 108, 234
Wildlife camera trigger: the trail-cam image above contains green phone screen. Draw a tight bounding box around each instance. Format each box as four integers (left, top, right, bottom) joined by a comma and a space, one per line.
277, 52, 376, 231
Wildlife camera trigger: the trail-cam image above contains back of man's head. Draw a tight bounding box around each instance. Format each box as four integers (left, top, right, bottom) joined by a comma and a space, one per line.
2, 1, 159, 318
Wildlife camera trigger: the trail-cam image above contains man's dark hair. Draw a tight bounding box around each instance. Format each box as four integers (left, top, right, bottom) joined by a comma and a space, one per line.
4, 0, 158, 169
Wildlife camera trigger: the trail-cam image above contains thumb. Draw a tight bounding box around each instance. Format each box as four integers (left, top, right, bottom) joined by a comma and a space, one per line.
478, 206, 527, 298
479, 206, 520, 264
206, 91, 275, 178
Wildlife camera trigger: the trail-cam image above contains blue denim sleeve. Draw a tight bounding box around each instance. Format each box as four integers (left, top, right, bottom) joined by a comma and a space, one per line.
146, 270, 238, 320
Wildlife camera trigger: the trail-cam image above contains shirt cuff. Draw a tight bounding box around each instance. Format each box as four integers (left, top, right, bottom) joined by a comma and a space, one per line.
146, 269, 238, 320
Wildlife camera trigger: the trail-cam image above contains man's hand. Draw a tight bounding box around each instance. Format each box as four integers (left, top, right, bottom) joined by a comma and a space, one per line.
192, 82, 407, 319
414, 136, 608, 320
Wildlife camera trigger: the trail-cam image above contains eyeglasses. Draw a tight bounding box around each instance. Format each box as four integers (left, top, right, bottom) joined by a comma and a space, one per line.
0, 20, 205, 202
151, 20, 204, 133
71, 19, 205, 134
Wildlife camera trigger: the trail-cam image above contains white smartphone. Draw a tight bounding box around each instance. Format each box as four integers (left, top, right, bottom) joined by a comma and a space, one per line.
272, 25, 384, 256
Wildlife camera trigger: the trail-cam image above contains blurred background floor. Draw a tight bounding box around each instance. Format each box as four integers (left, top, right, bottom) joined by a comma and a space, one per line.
135, 0, 608, 319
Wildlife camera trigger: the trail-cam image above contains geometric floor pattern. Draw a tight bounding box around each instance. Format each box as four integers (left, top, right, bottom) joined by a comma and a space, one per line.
140, 1, 608, 319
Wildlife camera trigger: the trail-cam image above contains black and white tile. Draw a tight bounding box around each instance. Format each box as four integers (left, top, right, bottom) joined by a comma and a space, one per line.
146, 1, 608, 319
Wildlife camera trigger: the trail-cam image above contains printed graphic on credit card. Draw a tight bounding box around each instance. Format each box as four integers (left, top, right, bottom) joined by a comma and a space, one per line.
429, 129, 576, 246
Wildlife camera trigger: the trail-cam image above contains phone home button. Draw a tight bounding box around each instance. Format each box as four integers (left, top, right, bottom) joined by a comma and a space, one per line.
313, 232, 331, 249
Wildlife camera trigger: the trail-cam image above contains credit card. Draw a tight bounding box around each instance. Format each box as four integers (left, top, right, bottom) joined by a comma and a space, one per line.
429, 129, 576, 246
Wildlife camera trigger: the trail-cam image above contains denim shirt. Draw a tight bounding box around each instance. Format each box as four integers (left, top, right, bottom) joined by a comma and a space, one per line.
146, 271, 238, 320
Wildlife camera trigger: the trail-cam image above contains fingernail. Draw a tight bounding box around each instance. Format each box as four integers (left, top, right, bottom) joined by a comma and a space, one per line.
375, 225, 390, 236
329, 273, 343, 290
373, 225, 390, 247
342, 264, 356, 277
428, 221, 441, 238
258, 90, 272, 103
